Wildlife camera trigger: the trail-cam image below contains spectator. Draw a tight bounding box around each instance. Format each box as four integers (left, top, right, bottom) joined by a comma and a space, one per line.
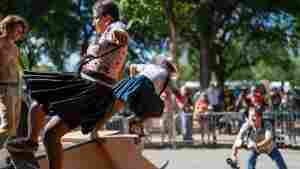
176, 86, 194, 142
160, 87, 175, 145
270, 88, 282, 112
224, 87, 234, 112
230, 107, 288, 169
235, 87, 250, 124
207, 81, 222, 112
194, 93, 209, 144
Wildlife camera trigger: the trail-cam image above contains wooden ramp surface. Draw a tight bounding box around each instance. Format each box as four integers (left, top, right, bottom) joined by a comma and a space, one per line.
1, 130, 161, 169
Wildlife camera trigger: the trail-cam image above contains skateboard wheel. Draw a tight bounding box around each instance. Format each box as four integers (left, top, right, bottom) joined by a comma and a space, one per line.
5, 157, 11, 164
226, 158, 233, 163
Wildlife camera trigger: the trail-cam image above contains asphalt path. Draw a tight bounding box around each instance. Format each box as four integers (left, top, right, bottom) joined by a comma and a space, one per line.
0, 147, 299, 169
143, 148, 300, 169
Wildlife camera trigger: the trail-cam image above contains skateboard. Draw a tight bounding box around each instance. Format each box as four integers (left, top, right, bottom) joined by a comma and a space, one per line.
6, 151, 39, 169
226, 158, 240, 169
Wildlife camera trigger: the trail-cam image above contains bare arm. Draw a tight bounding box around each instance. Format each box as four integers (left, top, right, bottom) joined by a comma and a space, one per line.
231, 121, 250, 159
129, 64, 140, 77
91, 100, 125, 140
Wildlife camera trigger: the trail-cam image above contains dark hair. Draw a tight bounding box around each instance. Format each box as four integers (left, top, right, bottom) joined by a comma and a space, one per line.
93, 0, 119, 21
161, 60, 177, 74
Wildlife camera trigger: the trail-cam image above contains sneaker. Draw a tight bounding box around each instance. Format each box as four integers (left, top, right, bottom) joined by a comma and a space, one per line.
226, 158, 240, 169
5, 138, 39, 153
0, 120, 8, 131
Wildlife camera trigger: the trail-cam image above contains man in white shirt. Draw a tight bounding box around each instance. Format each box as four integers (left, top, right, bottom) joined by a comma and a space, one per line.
230, 107, 287, 169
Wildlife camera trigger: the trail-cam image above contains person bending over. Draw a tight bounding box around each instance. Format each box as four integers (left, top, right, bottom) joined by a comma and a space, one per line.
230, 107, 288, 169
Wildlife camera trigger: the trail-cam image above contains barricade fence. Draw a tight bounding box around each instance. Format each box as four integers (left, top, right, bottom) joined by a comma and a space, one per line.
105, 111, 300, 147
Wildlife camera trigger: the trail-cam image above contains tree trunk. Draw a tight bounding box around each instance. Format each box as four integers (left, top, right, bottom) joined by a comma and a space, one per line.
163, 0, 177, 148
213, 43, 225, 88
199, 35, 212, 89
163, 0, 177, 61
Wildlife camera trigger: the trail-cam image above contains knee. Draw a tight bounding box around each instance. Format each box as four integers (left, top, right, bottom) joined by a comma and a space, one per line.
30, 102, 43, 112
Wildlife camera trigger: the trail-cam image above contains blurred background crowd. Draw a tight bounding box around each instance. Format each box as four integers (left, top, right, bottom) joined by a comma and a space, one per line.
106, 80, 300, 147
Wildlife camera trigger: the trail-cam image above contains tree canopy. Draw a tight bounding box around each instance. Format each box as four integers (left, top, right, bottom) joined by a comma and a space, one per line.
1, 0, 300, 87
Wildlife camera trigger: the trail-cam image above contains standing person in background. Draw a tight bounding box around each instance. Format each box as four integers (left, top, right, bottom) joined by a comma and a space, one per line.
207, 81, 222, 112
270, 87, 282, 112
160, 87, 175, 146
0, 15, 28, 139
194, 93, 209, 144
249, 87, 267, 119
235, 86, 251, 126
224, 86, 234, 112
176, 86, 194, 142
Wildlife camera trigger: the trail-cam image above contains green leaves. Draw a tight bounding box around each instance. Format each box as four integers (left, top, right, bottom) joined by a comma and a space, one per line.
1, 0, 87, 71
2, 0, 300, 84
119, 0, 168, 43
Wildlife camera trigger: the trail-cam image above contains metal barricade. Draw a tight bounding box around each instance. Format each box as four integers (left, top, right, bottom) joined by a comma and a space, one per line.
144, 111, 300, 147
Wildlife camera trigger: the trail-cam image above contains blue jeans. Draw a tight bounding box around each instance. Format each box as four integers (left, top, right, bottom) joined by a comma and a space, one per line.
180, 112, 193, 141
247, 148, 287, 169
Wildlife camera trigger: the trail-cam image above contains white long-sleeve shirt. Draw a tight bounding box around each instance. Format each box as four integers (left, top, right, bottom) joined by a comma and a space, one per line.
132, 64, 168, 94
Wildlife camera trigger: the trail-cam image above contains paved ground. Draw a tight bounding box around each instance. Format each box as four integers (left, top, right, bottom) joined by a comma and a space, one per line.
1, 131, 299, 169
1, 145, 299, 169
143, 148, 300, 169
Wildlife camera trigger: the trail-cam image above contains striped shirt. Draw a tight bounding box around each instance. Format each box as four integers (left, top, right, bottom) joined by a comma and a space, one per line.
82, 21, 128, 82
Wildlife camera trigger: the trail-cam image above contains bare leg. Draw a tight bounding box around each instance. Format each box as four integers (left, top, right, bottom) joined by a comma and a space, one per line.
43, 115, 70, 169
0, 97, 8, 134
92, 99, 125, 138
5, 101, 45, 152
160, 119, 165, 144
25, 101, 45, 143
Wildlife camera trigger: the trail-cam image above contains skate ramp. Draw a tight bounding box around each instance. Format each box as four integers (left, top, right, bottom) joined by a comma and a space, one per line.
37, 130, 161, 169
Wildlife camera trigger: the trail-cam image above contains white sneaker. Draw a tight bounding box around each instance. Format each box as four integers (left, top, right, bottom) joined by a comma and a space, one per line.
0, 119, 8, 130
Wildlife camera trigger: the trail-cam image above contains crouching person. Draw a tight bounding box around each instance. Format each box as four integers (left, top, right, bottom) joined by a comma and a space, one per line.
230, 106, 288, 169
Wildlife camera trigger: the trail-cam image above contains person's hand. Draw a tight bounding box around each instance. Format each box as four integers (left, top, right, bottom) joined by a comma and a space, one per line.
230, 152, 239, 163
112, 31, 128, 46
129, 64, 139, 77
